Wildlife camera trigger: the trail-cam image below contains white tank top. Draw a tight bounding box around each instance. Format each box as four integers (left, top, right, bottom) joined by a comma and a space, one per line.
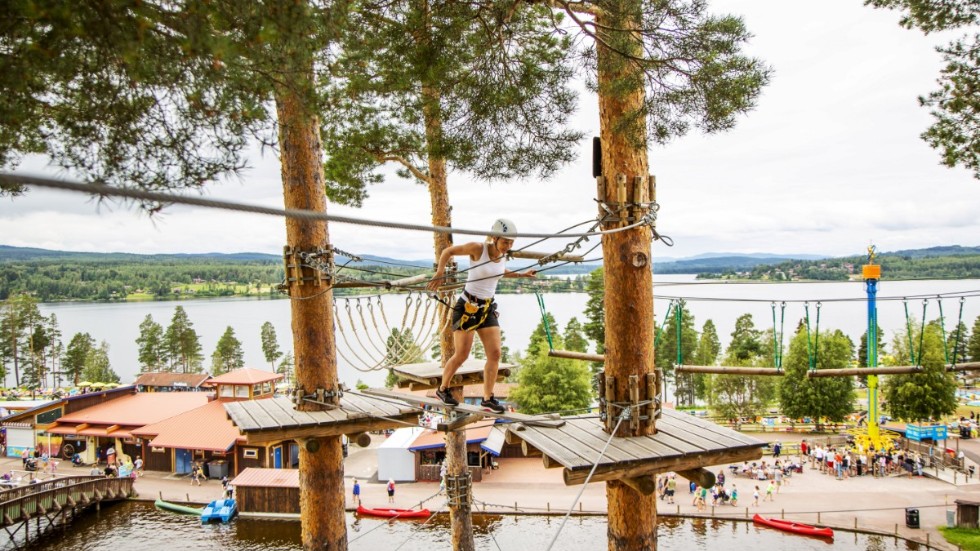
463, 242, 506, 299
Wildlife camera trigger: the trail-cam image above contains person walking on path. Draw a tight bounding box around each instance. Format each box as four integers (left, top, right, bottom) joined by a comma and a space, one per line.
387, 479, 396, 503
427, 218, 536, 414
352, 478, 361, 505
134, 457, 143, 477
764, 480, 775, 502
665, 475, 676, 504
190, 463, 202, 486
730, 485, 738, 506
752, 486, 760, 507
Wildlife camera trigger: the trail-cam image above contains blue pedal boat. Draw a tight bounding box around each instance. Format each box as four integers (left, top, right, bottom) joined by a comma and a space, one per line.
201, 498, 238, 523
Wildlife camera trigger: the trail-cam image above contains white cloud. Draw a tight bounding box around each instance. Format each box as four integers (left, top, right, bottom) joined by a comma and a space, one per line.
2, 0, 978, 261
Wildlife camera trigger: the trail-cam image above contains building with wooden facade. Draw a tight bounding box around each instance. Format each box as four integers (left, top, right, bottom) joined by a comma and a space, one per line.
231, 467, 301, 515
133, 372, 212, 393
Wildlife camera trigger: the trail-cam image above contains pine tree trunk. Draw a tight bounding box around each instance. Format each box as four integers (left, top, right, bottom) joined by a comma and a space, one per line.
275, 82, 346, 550
596, 4, 658, 550
423, 80, 474, 551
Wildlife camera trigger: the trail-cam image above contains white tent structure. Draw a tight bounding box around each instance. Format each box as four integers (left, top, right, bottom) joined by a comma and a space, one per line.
377, 426, 424, 482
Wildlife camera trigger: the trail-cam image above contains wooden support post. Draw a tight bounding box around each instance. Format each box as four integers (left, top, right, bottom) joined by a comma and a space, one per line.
629, 375, 640, 432
646, 372, 659, 428
605, 375, 617, 433
621, 476, 657, 496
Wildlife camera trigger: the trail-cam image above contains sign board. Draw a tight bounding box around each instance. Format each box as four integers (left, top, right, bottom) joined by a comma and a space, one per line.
906, 424, 947, 442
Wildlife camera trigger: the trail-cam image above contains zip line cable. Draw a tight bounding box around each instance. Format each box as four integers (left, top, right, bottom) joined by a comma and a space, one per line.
2, 172, 652, 239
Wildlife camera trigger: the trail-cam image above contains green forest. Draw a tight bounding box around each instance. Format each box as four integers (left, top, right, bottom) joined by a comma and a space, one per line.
0, 246, 589, 302
699, 246, 980, 281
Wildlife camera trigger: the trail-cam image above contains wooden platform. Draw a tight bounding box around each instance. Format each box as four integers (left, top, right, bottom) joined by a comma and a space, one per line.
362, 388, 565, 429
506, 408, 765, 486
224, 394, 421, 445
391, 359, 512, 391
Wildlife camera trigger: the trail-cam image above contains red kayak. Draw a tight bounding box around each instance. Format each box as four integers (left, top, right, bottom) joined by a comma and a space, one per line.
356, 505, 432, 519
753, 514, 834, 539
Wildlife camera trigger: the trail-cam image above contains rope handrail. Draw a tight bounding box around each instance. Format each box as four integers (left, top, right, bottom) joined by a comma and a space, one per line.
1, 172, 652, 239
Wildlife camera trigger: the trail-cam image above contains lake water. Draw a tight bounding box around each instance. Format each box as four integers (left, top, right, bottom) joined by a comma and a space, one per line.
5, 500, 925, 551
27, 276, 980, 389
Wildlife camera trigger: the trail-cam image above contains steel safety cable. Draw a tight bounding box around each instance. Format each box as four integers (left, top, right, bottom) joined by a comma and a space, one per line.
545, 414, 627, 551
348, 490, 446, 546
2, 172, 654, 240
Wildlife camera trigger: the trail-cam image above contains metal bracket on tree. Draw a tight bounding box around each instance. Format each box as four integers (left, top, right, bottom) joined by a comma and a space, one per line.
445, 472, 472, 507
597, 370, 662, 435
294, 385, 345, 409
595, 174, 659, 229
281, 245, 334, 293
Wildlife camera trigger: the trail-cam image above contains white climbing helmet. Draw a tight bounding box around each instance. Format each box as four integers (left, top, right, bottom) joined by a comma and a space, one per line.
491, 218, 518, 237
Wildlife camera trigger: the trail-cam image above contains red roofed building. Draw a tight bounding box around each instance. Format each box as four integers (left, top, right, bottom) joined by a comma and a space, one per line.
45, 391, 209, 466
210, 368, 282, 401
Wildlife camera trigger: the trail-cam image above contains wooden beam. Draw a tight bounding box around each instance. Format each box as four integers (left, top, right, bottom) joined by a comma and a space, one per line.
75, 423, 90, 432
809, 362, 980, 378
675, 365, 784, 376
676, 468, 715, 489
106, 424, 121, 434
948, 362, 980, 372
542, 454, 562, 469
621, 475, 657, 495
510, 250, 585, 263
437, 413, 484, 432
549, 349, 606, 363
808, 366, 922, 377
562, 446, 762, 486
242, 413, 420, 445
386, 274, 428, 288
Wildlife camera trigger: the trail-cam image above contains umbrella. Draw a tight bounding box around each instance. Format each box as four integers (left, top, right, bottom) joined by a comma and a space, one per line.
77, 381, 95, 387
88, 382, 107, 388
103, 382, 120, 388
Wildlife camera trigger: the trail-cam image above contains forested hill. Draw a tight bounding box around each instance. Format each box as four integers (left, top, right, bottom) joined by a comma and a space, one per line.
3, 244, 979, 301
706, 245, 980, 281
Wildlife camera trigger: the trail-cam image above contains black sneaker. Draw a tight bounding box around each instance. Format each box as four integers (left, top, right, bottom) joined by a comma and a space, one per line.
436, 387, 458, 406
480, 395, 505, 414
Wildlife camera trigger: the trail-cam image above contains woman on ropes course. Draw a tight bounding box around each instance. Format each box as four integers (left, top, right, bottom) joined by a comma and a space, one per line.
427, 218, 537, 413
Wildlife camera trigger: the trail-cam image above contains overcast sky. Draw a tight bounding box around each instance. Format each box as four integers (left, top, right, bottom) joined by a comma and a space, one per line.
2, 0, 978, 262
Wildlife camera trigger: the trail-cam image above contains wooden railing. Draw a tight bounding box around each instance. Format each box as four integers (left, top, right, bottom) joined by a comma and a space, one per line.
0, 475, 134, 527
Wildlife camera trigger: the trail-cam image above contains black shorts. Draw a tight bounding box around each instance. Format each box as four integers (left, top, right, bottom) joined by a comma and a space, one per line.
451, 297, 499, 331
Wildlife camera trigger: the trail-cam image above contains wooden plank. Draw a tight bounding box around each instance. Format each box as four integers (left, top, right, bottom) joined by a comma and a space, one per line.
263, 397, 322, 426
660, 409, 763, 447
506, 424, 592, 469
551, 419, 646, 465
656, 414, 749, 450
234, 399, 283, 430
362, 388, 564, 428
223, 402, 261, 431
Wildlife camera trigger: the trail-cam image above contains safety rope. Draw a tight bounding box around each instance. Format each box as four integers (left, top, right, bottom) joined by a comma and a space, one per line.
653, 300, 674, 349
535, 292, 556, 351
348, 489, 446, 546
804, 302, 815, 370
953, 297, 966, 365
903, 299, 916, 366
917, 299, 928, 367
675, 302, 683, 366
938, 296, 949, 364
2, 173, 654, 239
545, 414, 627, 551
771, 301, 786, 370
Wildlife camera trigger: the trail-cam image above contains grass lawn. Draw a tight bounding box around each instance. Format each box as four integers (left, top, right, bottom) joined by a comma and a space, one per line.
940, 526, 980, 551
